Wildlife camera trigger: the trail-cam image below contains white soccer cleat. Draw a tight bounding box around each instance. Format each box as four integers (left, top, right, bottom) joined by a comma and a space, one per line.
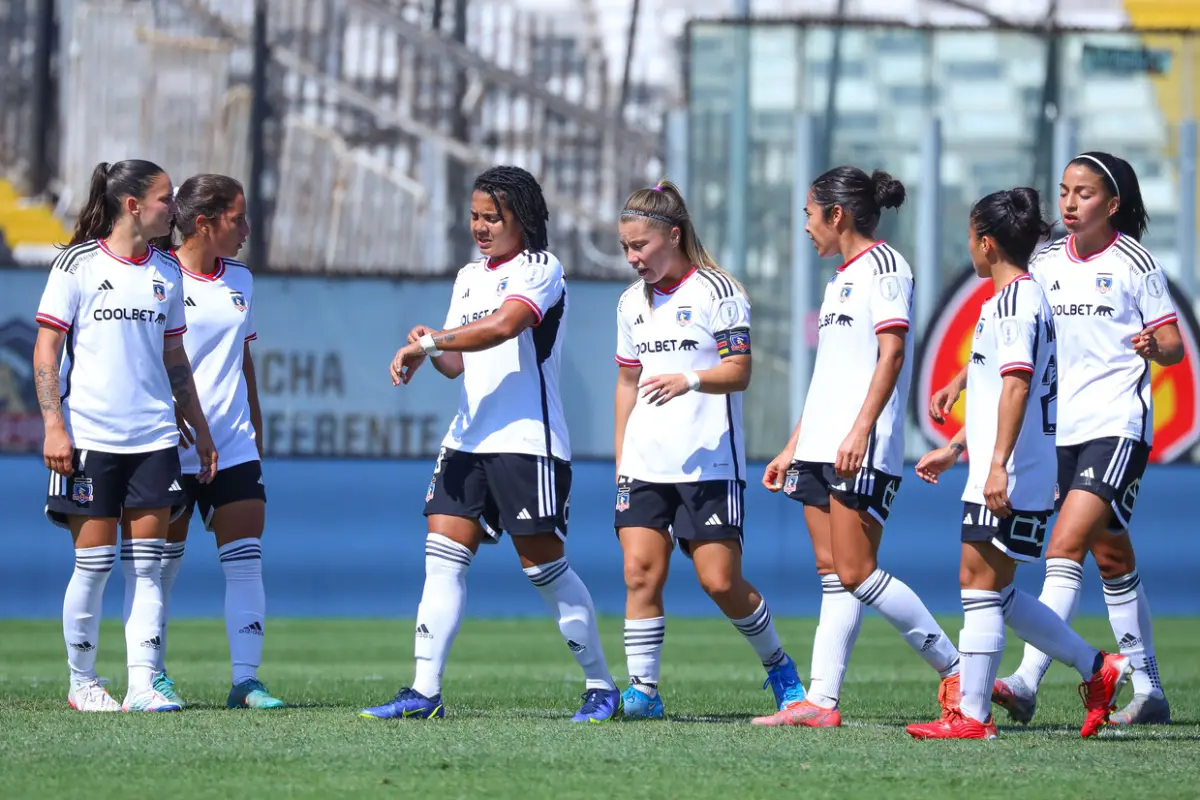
122, 688, 183, 713
68, 678, 122, 712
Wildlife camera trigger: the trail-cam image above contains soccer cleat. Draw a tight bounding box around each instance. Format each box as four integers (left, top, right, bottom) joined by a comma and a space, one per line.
226, 678, 285, 710
1110, 693, 1171, 726
572, 687, 621, 723
359, 687, 444, 719
751, 699, 841, 727
763, 656, 807, 710
122, 688, 183, 712
907, 707, 998, 740
153, 671, 184, 708
68, 678, 121, 712
1079, 652, 1132, 738
992, 674, 1037, 724
937, 672, 961, 719
620, 683, 665, 720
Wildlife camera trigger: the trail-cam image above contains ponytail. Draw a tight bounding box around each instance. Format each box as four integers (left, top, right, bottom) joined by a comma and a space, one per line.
62, 159, 168, 248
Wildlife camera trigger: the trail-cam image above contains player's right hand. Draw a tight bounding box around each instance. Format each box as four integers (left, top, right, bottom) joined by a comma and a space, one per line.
762, 450, 792, 492
407, 324, 434, 344
928, 382, 960, 425
44, 426, 74, 477
914, 446, 958, 484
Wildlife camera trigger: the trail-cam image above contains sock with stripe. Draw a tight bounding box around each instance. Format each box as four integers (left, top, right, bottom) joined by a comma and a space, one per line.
157, 541, 186, 671
852, 568, 960, 677
1001, 586, 1101, 679
1103, 569, 1164, 697
412, 533, 472, 698
624, 616, 665, 697
122, 538, 166, 695
807, 574, 863, 709
1014, 557, 1083, 690
729, 597, 787, 670
63, 545, 116, 687
524, 557, 616, 691
959, 590, 1005, 723
219, 538, 265, 685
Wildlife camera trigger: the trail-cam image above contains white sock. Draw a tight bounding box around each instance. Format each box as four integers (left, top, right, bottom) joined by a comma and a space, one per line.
219, 538, 265, 686
524, 557, 615, 691
1001, 586, 1100, 679
852, 568, 960, 677
624, 616, 665, 696
729, 597, 787, 670
808, 574, 863, 709
1103, 570, 1163, 697
122, 538, 165, 694
959, 590, 1005, 723
158, 541, 186, 671
1015, 557, 1083, 689
63, 545, 116, 686
412, 533, 472, 698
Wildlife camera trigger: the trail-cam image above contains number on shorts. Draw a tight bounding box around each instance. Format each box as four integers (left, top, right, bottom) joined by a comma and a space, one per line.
1008, 514, 1047, 547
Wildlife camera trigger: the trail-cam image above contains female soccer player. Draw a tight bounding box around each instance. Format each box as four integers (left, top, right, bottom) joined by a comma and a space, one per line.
361, 165, 619, 723
34, 160, 217, 712
753, 166, 961, 729
145, 174, 282, 710
932, 153, 1179, 726
905, 188, 1131, 740
612, 180, 806, 720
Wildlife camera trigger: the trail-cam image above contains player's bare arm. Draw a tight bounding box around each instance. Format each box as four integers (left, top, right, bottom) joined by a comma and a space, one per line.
985, 370, 1032, 518
164, 338, 218, 482
929, 363, 969, 424
407, 324, 464, 379
1132, 321, 1184, 367
243, 341, 265, 459
837, 328, 906, 478
33, 324, 72, 476
639, 354, 750, 407
391, 300, 537, 385
764, 417, 802, 491
613, 364, 641, 482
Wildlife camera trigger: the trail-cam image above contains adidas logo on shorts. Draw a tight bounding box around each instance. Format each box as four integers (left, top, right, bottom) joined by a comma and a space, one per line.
168, 480, 182, 492
704, 514, 722, 526
516, 508, 532, 520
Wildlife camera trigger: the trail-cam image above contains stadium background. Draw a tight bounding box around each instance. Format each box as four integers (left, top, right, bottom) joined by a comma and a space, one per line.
2, 0, 1200, 621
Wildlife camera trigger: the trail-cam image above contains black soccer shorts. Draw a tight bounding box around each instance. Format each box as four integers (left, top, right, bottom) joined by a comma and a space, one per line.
782, 460, 901, 524
46, 446, 184, 529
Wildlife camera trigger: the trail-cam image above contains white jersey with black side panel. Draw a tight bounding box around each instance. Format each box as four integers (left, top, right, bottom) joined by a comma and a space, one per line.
34, 240, 187, 453
1030, 233, 1178, 447
615, 267, 751, 484
177, 257, 259, 474
962, 274, 1058, 512
440, 250, 570, 461
793, 241, 914, 477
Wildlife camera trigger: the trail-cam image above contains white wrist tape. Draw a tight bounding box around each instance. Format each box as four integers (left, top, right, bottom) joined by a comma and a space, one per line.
419, 333, 442, 357
684, 371, 701, 392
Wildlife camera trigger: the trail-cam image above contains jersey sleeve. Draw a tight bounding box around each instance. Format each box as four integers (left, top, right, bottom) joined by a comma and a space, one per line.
501, 255, 564, 325
1132, 260, 1179, 332
164, 278, 187, 338
869, 270, 913, 335
615, 293, 640, 367
711, 289, 752, 358
35, 254, 82, 332
244, 284, 258, 344
995, 295, 1039, 377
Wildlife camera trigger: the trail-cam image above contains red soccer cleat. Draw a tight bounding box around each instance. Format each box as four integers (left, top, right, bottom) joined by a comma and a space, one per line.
1079, 652, 1132, 738
937, 672, 961, 720
907, 707, 998, 740
751, 699, 842, 728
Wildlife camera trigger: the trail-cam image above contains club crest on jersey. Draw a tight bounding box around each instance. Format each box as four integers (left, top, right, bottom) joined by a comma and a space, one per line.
230, 291, 247, 312
71, 478, 93, 505
676, 307, 693, 327
496, 278, 509, 296
974, 318, 985, 338
152, 281, 166, 302
783, 469, 799, 495
839, 284, 853, 302
1095, 274, 1113, 294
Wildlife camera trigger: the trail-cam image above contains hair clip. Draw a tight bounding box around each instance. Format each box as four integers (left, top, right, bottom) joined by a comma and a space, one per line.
652, 185, 663, 192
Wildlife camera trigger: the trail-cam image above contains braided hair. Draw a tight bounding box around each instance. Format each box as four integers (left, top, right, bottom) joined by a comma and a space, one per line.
474, 166, 550, 252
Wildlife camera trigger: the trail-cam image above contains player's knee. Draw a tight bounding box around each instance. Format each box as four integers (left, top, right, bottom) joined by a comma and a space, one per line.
624, 555, 667, 597
1093, 547, 1135, 580
696, 568, 736, 601
834, 563, 873, 593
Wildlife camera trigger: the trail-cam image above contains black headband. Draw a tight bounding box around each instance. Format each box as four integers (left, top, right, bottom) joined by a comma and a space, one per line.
621, 208, 679, 226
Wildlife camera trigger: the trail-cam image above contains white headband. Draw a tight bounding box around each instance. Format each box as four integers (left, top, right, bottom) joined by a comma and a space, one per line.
1074, 154, 1120, 201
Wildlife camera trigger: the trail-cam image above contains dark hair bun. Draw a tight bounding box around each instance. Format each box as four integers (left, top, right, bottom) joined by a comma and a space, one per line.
1005, 187, 1052, 239
871, 170, 906, 210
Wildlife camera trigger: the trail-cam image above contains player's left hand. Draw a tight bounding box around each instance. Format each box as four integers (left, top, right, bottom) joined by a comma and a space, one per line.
983, 462, 1012, 518
390, 342, 426, 386
174, 403, 195, 450
914, 446, 957, 484
195, 429, 219, 485
835, 427, 869, 480
1132, 327, 1160, 361
638, 373, 690, 406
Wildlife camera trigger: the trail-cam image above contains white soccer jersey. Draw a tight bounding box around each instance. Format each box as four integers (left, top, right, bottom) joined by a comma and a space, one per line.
962, 274, 1057, 511
614, 268, 750, 483
793, 242, 914, 477
1030, 234, 1179, 447
34, 240, 187, 453
440, 250, 570, 460
177, 256, 259, 474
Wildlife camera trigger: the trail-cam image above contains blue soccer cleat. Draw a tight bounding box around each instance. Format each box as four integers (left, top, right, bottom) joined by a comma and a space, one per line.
571, 687, 621, 723
763, 655, 807, 710
620, 683, 665, 720
359, 687, 445, 720
227, 678, 286, 710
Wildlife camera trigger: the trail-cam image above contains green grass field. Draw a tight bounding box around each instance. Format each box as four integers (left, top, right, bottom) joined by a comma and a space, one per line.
1, 617, 1197, 799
